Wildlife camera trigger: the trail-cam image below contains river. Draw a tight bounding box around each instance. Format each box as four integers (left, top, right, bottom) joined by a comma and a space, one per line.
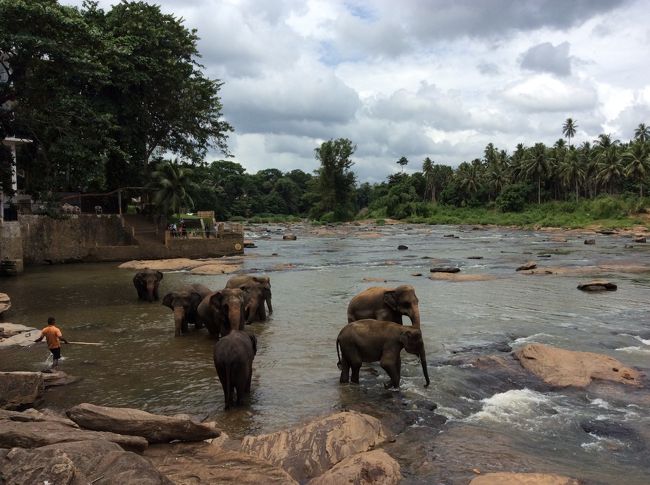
1, 223, 649, 483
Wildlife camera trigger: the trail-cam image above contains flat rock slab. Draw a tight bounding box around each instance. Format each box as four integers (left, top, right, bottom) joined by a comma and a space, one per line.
118, 257, 243, 271
189, 263, 242, 275
241, 411, 387, 482
66, 403, 220, 444
514, 343, 641, 388
0, 372, 44, 410
0, 440, 171, 485
430, 267, 461, 273
146, 442, 298, 484
308, 449, 401, 485
577, 280, 617, 291
0, 419, 148, 452
0, 322, 35, 337
42, 370, 82, 388
0, 325, 38, 348
470, 472, 580, 485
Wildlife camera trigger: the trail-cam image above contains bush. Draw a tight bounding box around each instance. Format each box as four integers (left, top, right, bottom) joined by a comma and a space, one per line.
496, 183, 531, 212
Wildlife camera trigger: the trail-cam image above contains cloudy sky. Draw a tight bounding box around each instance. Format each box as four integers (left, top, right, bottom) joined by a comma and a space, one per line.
64, 0, 650, 182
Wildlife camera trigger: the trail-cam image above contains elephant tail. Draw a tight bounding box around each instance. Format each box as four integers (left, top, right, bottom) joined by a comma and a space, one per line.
336, 338, 342, 370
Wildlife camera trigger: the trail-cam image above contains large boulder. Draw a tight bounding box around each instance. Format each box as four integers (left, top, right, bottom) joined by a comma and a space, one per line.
470, 472, 580, 485
146, 442, 298, 484
0, 372, 44, 410
514, 343, 641, 388
66, 403, 220, 444
0, 322, 35, 339
0, 419, 148, 452
0, 325, 38, 348
0, 440, 171, 485
308, 449, 401, 485
241, 411, 387, 482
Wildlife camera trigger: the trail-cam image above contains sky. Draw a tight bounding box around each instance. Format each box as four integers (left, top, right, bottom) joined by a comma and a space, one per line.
63, 0, 650, 182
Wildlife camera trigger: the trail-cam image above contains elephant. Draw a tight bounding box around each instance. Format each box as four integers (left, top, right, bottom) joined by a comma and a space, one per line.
336, 319, 430, 389
162, 284, 212, 336
226, 275, 272, 316
197, 288, 246, 339
213, 329, 257, 409
133, 269, 163, 302
347, 285, 421, 328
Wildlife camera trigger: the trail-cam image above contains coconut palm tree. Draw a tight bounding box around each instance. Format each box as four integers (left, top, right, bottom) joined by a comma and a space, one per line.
148, 161, 197, 216
634, 123, 650, 143
523, 143, 553, 204
422, 157, 434, 202
623, 142, 650, 197
562, 118, 577, 147
558, 149, 585, 202
596, 145, 623, 194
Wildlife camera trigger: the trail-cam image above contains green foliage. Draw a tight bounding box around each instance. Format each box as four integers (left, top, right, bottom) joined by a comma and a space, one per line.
147, 161, 197, 216
311, 138, 357, 221
496, 183, 532, 212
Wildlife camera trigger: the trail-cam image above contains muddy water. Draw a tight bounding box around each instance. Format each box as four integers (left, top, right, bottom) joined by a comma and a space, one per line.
1, 224, 649, 483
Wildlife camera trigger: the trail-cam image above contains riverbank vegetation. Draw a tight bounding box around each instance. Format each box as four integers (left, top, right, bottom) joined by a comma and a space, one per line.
1, 1, 648, 229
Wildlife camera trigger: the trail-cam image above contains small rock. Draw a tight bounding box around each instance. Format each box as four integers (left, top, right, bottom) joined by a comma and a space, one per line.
411, 273, 423, 277
430, 267, 460, 273
443, 234, 458, 238
516, 262, 537, 271
577, 280, 617, 292
584, 239, 596, 245
633, 236, 646, 243
283, 234, 297, 241
243, 240, 257, 248
537, 254, 552, 258
0, 293, 10, 315
397, 245, 408, 250
597, 229, 618, 235
467, 256, 483, 260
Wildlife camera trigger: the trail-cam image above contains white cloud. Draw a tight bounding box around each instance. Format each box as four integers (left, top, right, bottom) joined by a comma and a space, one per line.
501, 75, 598, 113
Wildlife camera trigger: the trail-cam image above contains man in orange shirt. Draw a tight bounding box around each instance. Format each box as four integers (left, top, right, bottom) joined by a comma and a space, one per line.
34, 317, 69, 368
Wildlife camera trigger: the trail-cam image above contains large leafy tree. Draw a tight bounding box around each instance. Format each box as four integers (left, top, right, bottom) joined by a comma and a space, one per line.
312, 138, 357, 221
148, 160, 197, 216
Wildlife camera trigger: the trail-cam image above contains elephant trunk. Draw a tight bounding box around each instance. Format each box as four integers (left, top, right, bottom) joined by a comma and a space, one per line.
173, 307, 185, 336
228, 304, 243, 331
409, 305, 421, 328
146, 281, 156, 302
420, 347, 430, 387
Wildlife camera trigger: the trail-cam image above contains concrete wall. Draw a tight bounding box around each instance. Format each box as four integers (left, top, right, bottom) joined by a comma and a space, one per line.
11, 215, 243, 265
19, 215, 136, 264
0, 221, 23, 266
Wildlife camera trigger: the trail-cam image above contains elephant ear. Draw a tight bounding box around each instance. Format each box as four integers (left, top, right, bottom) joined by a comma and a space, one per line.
249, 334, 258, 355
398, 329, 409, 347
156, 271, 163, 281
190, 291, 203, 307
161, 293, 174, 309
383, 291, 398, 311
209, 291, 224, 308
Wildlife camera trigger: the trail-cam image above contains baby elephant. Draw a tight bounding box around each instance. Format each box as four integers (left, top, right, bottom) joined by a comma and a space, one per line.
336, 319, 430, 389
213, 330, 257, 409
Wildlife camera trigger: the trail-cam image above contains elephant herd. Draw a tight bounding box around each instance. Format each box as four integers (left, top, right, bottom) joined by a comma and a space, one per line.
133, 269, 429, 410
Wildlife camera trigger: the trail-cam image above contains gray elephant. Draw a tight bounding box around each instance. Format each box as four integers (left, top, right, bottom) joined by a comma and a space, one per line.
226, 275, 272, 317
162, 284, 212, 336
347, 285, 421, 328
197, 288, 246, 339
336, 319, 430, 388
213, 330, 257, 409
133, 269, 163, 302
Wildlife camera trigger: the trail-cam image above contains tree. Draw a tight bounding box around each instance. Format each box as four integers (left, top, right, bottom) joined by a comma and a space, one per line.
312, 138, 357, 221
623, 142, 650, 197
562, 118, 577, 147
634, 123, 650, 143
596, 145, 623, 194
558, 149, 584, 202
396, 156, 408, 173
522, 143, 552, 204
148, 161, 197, 216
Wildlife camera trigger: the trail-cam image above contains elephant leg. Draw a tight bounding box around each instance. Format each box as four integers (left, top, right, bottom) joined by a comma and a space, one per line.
217, 368, 231, 410
339, 358, 350, 383
380, 354, 401, 388
350, 363, 362, 384
181, 320, 189, 333
245, 365, 252, 393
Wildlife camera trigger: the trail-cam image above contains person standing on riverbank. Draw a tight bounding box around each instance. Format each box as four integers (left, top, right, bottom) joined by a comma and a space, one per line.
34, 317, 69, 369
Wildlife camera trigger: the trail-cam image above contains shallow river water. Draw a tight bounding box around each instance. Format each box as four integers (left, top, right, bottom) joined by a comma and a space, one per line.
1, 224, 649, 484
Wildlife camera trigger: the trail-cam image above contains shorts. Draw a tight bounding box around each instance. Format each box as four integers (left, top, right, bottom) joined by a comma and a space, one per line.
50, 347, 61, 359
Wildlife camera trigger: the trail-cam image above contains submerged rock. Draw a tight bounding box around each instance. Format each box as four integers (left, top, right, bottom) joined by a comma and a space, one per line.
66, 403, 220, 444
633, 236, 646, 243
0, 372, 44, 410
397, 245, 408, 250
584, 239, 596, 245
283, 234, 297, 240
430, 266, 460, 273
470, 472, 580, 485
429, 273, 495, 282
308, 449, 401, 485
0, 440, 171, 485
577, 280, 617, 291
240, 411, 387, 482
514, 343, 641, 388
